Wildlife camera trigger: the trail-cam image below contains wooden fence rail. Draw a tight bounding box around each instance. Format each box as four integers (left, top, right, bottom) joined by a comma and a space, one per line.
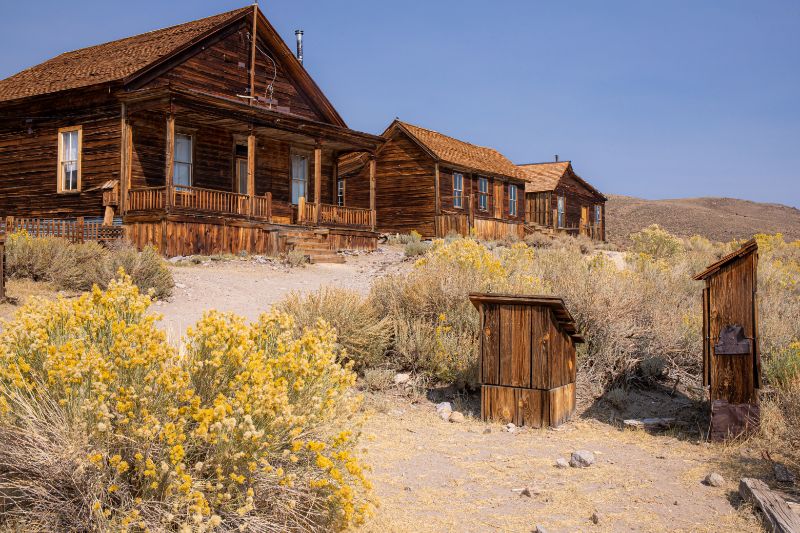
2, 217, 124, 244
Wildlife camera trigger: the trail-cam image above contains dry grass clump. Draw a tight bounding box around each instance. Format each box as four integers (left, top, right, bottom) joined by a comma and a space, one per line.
5, 232, 173, 298
0, 274, 371, 531
385, 230, 422, 246
277, 287, 392, 373
285, 249, 310, 267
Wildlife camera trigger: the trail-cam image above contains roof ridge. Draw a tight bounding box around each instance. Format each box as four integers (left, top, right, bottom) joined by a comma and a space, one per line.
518, 161, 571, 167
399, 120, 507, 157
54, 6, 250, 58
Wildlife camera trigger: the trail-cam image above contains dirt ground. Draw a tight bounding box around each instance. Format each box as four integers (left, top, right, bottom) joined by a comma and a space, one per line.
0, 246, 774, 532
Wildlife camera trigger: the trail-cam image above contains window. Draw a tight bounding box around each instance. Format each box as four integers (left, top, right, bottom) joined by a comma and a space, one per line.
173, 133, 193, 188
595, 204, 602, 225
57, 126, 82, 192
291, 152, 309, 204
453, 173, 463, 208
235, 143, 248, 194
557, 195, 566, 228
509, 184, 518, 216
478, 177, 489, 211
337, 179, 345, 206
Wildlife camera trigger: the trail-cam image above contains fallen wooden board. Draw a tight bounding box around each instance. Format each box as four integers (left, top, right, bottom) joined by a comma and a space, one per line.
739, 478, 800, 532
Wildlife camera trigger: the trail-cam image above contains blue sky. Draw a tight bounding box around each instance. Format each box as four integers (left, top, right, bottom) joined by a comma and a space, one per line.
2, 1, 799, 207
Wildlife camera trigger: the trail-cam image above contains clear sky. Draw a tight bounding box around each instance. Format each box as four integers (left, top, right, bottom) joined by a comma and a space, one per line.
2, 1, 799, 207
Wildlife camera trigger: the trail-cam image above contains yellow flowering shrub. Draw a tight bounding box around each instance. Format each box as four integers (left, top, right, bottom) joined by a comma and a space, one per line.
0, 274, 370, 531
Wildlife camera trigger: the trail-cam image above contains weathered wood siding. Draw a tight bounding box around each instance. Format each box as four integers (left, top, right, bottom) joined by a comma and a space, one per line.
476, 299, 577, 428
0, 90, 121, 218
705, 252, 759, 404
143, 16, 325, 122
348, 130, 436, 236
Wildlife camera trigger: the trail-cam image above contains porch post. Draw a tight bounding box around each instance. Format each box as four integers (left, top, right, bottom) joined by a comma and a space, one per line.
247, 130, 256, 217
314, 144, 322, 225
369, 155, 376, 231
164, 113, 175, 213
434, 162, 441, 216
120, 103, 131, 215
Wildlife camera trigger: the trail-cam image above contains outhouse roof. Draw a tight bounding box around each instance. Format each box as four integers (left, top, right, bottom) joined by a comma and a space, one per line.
468, 293, 584, 343
693, 239, 758, 281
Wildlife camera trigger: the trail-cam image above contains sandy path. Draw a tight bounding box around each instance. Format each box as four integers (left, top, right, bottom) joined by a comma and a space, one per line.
154, 246, 408, 341
357, 395, 763, 533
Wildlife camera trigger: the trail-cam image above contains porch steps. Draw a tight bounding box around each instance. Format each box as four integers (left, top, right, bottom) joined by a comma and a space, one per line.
282, 228, 346, 264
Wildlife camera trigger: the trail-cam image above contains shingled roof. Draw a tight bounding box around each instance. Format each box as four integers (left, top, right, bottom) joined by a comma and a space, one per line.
518, 161, 606, 200
0, 7, 252, 102
390, 121, 527, 180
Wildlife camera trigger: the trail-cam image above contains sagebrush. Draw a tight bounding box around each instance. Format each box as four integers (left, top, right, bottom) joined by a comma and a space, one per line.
0, 275, 371, 531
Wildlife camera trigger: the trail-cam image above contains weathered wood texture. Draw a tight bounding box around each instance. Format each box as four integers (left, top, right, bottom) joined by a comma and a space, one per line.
738, 478, 800, 533
0, 90, 121, 218
3, 216, 124, 243
0, 237, 5, 301
525, 169, 605, 240
696, 240, 760, 405
473, 295, 580, 428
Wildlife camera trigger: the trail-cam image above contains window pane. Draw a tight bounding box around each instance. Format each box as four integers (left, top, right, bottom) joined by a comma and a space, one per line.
63, 162, 77, 190
174, 163, 190, 186
175, 135, 192, 163
63, 131, 78, 161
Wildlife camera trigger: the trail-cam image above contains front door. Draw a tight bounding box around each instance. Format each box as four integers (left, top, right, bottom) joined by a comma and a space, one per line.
236, 158, 248, 195
581, 205, 588, 234
291, 153, 308, 204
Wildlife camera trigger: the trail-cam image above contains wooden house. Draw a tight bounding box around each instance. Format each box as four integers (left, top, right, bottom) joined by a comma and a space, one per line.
469, 293, 582, 428
517, 161, 607, 240
338, 120, 528, 240
0, 6, 384, 259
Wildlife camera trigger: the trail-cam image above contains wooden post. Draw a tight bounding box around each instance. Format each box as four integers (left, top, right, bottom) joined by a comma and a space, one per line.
434, 162, 441, 216
120, 103, 130, 215
5, 216, 14, 234
249, 5, 258, 105
298, 196, 306, 224
247, 130, 256, 217
369, 156, 376, 231
314, 145, 322, 225
266, 191, 273, 223
468, 195, 475, 230
332, 150, 339, 204
164, 114, 175, 213
76, 217, 84, 244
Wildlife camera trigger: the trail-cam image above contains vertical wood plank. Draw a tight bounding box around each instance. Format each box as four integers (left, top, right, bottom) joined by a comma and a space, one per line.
499, 305, 514, 386
164, 114, 175, 211
482, 304, 500, 385
434, 162, 441, 217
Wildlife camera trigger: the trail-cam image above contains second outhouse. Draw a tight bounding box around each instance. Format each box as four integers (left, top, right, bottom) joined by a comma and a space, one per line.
469, 293, 583, 428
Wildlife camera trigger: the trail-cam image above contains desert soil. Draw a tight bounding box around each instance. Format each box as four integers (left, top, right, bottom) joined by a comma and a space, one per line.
0, 246, 769, 532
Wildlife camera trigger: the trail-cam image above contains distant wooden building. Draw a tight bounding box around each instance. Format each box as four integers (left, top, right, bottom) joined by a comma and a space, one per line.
339, 120, 528, 240
0, 6, 383, 259
518, 161, 606, 240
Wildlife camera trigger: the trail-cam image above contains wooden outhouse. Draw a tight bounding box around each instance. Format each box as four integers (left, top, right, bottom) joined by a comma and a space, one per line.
694, 239, 760, 405
469, 293, 583, 428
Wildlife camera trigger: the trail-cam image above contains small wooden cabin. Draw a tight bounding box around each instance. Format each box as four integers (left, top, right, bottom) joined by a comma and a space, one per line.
517, 161, 606, 240
338, 120, 528, 240
694, 239, 760, 405
0, 6, 383, 259
469, 293, 583, 428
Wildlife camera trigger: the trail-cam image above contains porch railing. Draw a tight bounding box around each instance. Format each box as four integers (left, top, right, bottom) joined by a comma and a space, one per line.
319, 203, 373, 228
127, 186, 272, 221
128, 187, 166, 211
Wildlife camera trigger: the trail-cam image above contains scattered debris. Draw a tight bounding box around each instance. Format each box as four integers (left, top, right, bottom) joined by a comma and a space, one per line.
505, 423, 516, 433
435, 402, 452, 421
739, 477, 800, 532
534, 526, 548, 533
483, 427, 492, 434
448, 411, 465, 423
704, 472, 725, 487
393, 373, 410, 385
555, 458, 570, 469
570, 450, 595, 468
590, 512, 600, 524
623, 417, 675, 430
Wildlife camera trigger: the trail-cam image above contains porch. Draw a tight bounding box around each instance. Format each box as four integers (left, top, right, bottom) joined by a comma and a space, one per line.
119, 87, 381, 256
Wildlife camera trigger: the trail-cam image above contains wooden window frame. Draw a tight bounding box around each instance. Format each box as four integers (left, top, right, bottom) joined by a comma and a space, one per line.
337, 178, 345, 206
453, 172, 464, 209
595, 204, 602, 225
57, 125, 82, 194
509, 184, 518, 217
478, 176, 489, 211
173, 131, 194, 189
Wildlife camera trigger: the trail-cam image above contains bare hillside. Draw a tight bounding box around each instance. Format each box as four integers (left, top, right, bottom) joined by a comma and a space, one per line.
606, 195, 800, 246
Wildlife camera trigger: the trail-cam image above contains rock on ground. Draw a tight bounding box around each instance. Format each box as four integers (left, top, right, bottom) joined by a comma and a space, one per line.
704, 472, 725, 487
448, 411, 465, 423
570, 450, 596, 468
555, 457, 569, 468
